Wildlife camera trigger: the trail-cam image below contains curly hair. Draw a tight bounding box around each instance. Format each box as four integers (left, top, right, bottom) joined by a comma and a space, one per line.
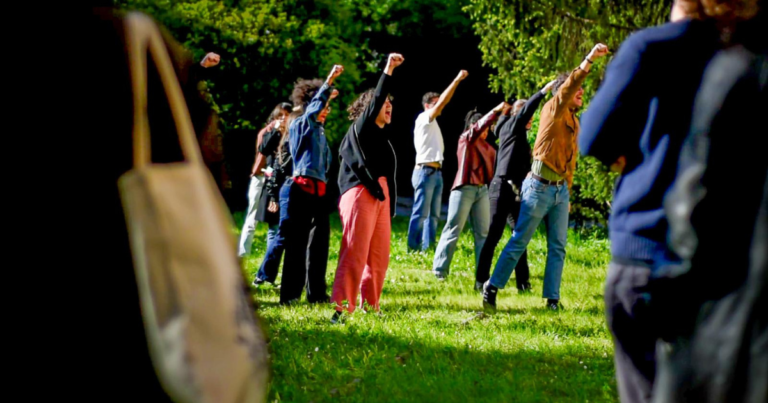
291, 78, 324, 109
347, 89, 375, 121
347, 89, 394, 121
674, 0, 760, 22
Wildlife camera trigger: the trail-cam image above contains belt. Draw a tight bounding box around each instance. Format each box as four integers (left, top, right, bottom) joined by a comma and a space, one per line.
531, 173, 566, 186
416, 163, 441, 171
293, 176, 327, 196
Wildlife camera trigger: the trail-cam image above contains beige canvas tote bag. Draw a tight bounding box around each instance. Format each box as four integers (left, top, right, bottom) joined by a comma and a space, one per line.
119, 12, 268, 403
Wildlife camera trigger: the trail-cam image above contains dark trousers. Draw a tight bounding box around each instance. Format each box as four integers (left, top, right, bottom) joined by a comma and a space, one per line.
605, 260, 658, 403
476, 177, 529, 288
277, 179, 330, 304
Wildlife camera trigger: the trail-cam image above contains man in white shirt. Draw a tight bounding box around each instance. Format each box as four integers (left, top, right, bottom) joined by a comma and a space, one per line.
407, 70, 468, 251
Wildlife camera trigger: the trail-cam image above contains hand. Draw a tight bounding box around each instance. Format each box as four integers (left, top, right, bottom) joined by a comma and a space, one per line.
268, 201, 278, 213
200, 52, 220, 68
610, 155, 626, 173
455, 70, 469, 82
328, 64, 344, 80
493, 101, 509, 113
588, 43, 610, 60
387, 53, 405, 69
542, 79, 557, 94
568, 202, 572, 213
330, 89, 339, 100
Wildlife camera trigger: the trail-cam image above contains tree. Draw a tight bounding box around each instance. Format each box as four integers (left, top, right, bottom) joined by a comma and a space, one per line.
117, 0, 474, 209
466, 0, 670, 223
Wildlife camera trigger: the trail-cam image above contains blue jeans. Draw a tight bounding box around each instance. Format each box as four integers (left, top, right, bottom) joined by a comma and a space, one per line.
490, 177, 569, 300
255, 224, 281, 283
433, 185, 490, 275
407, 166, 443, 251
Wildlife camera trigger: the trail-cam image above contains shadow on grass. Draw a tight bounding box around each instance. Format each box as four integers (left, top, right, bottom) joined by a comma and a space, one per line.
265, 326, 617, 403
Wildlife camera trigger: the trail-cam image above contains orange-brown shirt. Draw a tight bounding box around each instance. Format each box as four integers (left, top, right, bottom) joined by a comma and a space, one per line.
532, 67, 590, 188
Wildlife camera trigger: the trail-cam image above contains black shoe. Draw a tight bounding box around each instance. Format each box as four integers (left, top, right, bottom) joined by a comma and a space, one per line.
309, 294, 331, 304
517, 282, 532, 294
474, 281, 484, 292
547, 299, 561, 310
434, 271, 448, 280
279, 297, 300, 306
330, 311, 343, 324
482, 282, 498, 311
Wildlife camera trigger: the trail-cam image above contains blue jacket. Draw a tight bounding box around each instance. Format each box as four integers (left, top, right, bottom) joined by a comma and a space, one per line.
289, 82, 333, 182
580, 19, 719, 263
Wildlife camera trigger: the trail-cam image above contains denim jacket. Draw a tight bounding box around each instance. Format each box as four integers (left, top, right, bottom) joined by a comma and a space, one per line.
289, 82, 334, 182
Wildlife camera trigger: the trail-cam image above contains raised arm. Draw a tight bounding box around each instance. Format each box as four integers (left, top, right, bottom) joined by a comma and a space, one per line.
465, 102, 508, 143
306, 64, 344, 120
518, 80, 556, 124
553, 44, 609, 118
428, 70, 468, 121
353, 53, 404, 133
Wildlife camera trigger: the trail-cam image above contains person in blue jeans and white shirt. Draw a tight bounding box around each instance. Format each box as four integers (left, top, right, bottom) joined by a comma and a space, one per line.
483, 43, 610, 311
432, 101, 509, 279
277, 64, 343, 305
407, 70, 468, 252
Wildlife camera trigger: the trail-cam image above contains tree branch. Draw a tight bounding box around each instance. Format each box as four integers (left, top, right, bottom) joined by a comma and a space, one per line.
530, 0, 639, 31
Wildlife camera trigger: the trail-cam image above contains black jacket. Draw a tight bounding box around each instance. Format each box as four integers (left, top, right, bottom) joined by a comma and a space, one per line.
338, 72, 397, 217
494, 91, 545, 187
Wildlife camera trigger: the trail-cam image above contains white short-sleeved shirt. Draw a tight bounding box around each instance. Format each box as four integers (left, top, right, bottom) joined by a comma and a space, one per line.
413, 110, 444, 164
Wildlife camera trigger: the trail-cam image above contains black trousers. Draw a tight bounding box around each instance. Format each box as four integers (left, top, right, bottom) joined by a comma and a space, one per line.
605, 260, 658, 403
476, 177, 530, 288
278, 179, 330, 304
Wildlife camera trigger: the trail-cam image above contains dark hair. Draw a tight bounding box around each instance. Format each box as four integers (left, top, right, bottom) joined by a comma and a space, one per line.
551, 73, 571, 96
291, 78, 324, 109
347, 89, 392, 121
422, 92, 440, 107
348, 88, 375, 121
266, 102, 292, 125
463, 108, 483, 132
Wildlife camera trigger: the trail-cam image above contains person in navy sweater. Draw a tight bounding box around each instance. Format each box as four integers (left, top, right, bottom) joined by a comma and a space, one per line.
579, 1, 722, 401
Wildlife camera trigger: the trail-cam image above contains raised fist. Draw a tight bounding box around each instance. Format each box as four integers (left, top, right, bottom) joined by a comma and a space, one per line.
329, 64, 345, 79
200, 52, 220, 68
589, 43, 610, 59
455, 70, 469, 82
494, 101, 509, 113
387, 53, 405, 68
542, 79, 557, 93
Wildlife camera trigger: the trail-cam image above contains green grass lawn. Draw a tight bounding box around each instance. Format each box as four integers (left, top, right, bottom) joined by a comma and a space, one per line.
237, 213, 617, 403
